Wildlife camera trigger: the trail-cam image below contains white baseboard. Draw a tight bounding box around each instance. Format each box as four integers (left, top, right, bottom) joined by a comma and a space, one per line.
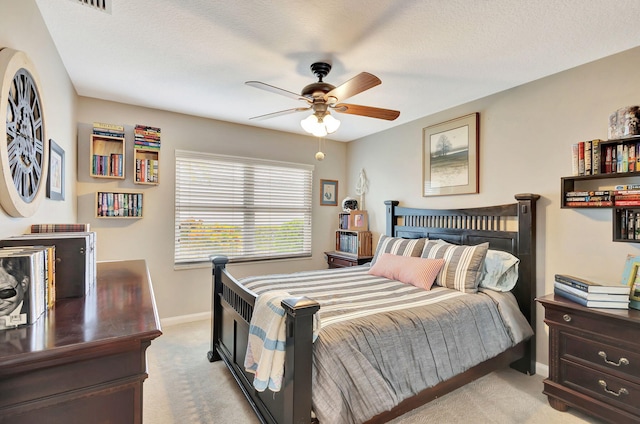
536, 362, 549, 378
160, 311, 210, 327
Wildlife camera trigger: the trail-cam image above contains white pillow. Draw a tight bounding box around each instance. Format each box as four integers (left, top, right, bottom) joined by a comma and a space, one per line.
478, 249, 520, 292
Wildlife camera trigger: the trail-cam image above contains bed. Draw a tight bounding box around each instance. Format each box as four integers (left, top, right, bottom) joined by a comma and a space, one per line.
208, 193, 539, 424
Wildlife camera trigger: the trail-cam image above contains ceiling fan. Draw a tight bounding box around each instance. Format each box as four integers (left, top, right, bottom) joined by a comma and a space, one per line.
246, 62, 400, 137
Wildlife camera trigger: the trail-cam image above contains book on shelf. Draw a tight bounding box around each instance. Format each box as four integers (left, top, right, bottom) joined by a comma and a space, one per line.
578, 141, 585, 175
92, 129, 124, 138
134, 140, 161, 148
614, 184, 640, 190
565, 200, 613, 207
553, 282, 629, 302
592, 139, 601, 174
93, 122, 124, 132
554, 287, 629, 309
571, 143, 579, 176
30, 223, 90, 233
566, 190, 611, 197
134, 123, 161, 133
584, 140, 592, 175
614, 200, 640, 206
554, 274, 631, 294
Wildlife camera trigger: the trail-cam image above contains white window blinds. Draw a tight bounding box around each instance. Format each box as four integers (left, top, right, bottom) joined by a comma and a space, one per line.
175, 150, 313, 265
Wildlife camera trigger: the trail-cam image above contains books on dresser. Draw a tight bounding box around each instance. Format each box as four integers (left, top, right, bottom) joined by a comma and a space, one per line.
0, 248, 49, 329
554, 274, 630, 309
0, 232, 96, 299
555, 274, 631, 294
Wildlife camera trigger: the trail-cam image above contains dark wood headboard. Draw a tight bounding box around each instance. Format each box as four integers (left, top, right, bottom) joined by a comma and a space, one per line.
385, 193, 539, 375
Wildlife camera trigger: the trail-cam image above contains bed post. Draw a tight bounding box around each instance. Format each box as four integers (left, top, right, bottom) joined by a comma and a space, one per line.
208, 255, 227, 362
385, 200, 399, 236
511, 193, 539, 375
281, 298, 320, 424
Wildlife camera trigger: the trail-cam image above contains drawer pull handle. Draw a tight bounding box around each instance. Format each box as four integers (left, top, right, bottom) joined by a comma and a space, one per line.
562, 314, 572, 322
598, 351, 629, 367
598, 380, 629, 397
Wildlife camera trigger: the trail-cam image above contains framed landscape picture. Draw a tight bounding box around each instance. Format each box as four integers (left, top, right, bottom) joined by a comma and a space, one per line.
423, 113, 479, 196
320, 179, 338, 206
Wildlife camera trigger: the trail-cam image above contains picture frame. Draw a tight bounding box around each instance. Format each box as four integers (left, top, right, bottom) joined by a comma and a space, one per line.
320, 179, 338, 206
348, 210, 368, 231
620, 254, 640, 310
46, 139, 65, 201
423, 113, 479, 196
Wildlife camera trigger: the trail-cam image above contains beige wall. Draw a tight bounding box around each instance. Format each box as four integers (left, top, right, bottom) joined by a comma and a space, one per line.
0, 0, 77, 237
75, 98, 347, 320
346, 46, 640, 369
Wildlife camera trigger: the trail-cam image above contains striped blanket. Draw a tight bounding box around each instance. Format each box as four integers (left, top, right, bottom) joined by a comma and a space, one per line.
241, 266, 466, 329
240, 265, 532, 424
244, 291, 290, 392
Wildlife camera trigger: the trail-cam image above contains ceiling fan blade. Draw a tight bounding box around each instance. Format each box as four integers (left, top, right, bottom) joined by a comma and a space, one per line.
245, 81, 311, 103
325, 72, 381, 103
333, 103, 400, 121
249, 107, 311, 121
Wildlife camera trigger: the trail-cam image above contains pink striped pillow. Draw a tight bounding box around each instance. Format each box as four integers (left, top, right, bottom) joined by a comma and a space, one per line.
368, 253, 445, 290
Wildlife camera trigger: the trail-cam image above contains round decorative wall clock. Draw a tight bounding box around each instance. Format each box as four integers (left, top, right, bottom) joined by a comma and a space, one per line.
0, 48, 48, 217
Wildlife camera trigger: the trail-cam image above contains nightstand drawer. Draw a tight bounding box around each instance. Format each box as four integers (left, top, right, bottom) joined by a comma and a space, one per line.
563, 333, 640, 381
327, 255, 354, 268
546, 307, 639, 343
562, 360, 640, 415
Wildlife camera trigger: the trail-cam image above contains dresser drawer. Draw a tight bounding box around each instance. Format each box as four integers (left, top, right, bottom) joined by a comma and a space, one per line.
563, 332, 640, 381
546, 306, 640, 346
562, 360, 640, 416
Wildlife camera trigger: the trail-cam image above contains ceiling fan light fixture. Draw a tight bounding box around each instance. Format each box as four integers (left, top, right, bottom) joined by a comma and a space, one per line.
323, 113, 340, 134
300, 113, 340, 137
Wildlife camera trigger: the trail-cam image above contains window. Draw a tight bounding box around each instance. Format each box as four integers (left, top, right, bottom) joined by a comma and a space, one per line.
175, 150, 313, 266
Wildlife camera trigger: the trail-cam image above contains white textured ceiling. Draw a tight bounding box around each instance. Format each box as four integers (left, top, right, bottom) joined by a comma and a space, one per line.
35, 0, 640, 142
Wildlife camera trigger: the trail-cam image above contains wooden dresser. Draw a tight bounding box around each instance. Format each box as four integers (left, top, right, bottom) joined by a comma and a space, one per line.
537, 294, 640, 423
325, 251, 373, 268
0, 259, 162, 424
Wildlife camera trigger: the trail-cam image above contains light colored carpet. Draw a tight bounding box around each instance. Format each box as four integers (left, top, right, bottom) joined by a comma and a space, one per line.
144, 319, 603, 424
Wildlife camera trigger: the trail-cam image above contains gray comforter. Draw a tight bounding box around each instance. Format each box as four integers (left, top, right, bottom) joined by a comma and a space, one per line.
241, 266, 533, 424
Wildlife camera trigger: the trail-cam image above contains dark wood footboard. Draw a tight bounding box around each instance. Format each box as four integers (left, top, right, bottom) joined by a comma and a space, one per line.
208, 256, 319, 424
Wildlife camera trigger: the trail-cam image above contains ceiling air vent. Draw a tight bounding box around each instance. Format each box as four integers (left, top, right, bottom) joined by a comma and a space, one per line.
73, 0, 112, 14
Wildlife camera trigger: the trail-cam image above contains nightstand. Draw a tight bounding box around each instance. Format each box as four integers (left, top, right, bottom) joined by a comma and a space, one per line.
537, 294, 640, 423
324, 251, 372, 268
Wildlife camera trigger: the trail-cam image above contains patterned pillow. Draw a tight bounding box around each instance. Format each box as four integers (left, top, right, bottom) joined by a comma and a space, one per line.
420, 241, 489, 293
368, 253, 445, 290
370, 235, 426, 265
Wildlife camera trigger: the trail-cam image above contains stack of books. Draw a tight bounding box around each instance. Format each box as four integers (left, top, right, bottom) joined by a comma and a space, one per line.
564, 190, 612, 207
134, 124, 161, 150
554, 274, 630, 309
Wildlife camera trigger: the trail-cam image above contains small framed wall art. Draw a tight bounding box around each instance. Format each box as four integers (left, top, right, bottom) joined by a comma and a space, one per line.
47, 139, 65, 201
423, 113, 479, 197
320, 179, 338, 206
620, 254, 640, 310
